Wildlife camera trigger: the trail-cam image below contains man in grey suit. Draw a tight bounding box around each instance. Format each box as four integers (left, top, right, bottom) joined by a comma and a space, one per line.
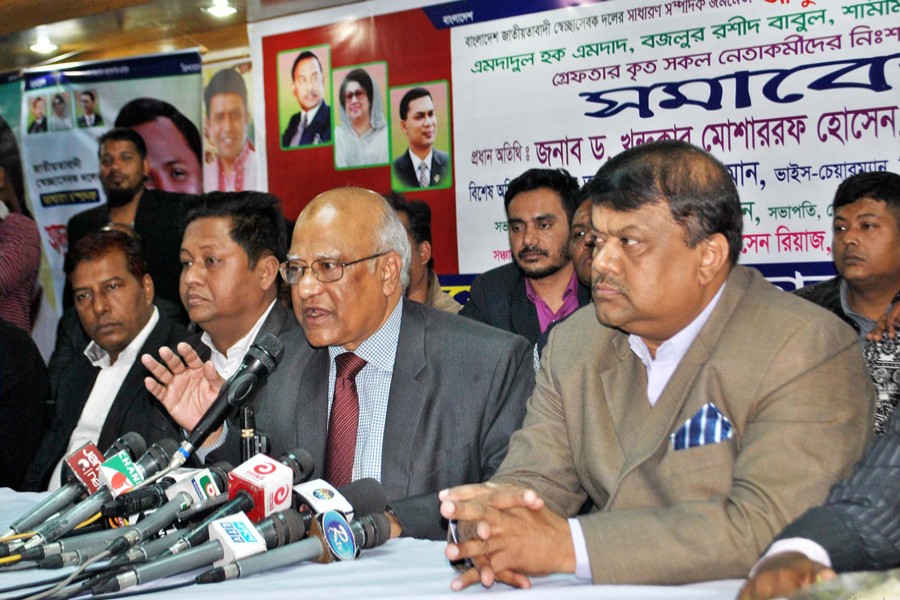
392, 87, 449, 188
440, 140, 872, 588
740, 409, 899, 599
144, 187, 533, 540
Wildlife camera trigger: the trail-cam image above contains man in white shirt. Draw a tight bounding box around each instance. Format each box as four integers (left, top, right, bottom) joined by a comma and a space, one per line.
440, 140, 873, 588
392, 87, 449, 189
23, 230, 201, 490
177, 191, 295, 381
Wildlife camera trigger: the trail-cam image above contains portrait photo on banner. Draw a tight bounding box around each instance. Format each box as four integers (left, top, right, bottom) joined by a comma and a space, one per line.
27, 95, 47, 134
332, 61, 389, 170
277, 44, 333, 150
389, 80, 452, 192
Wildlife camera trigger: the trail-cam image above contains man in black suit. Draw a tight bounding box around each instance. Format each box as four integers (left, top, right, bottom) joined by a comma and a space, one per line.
0, 318, 48, 490
144, 187, 533, 540
27, 97, 47, 133
460, 169, 591, 345
740, 409, 899, 599
281, 50, 331, 147
76, 90, 104, 128
392, 87, 449, 188
23, 231, 203, 490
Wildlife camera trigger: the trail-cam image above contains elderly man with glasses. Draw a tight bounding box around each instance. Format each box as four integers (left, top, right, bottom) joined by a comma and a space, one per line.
144, 187, 534, 540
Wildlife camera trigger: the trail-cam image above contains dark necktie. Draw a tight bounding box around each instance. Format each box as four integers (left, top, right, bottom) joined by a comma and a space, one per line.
290, 113, 308, 146
418, 161, 429, 187
325, 352, 367, 486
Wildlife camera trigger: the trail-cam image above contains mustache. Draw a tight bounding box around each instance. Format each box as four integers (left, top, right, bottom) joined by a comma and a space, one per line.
517, 245, 549, 260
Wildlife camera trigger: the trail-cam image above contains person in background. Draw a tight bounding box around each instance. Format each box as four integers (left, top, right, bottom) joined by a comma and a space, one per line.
0, 115, 40, 332
116, 97, 203, 195
28, 97, 47, 134
0, 317, 48, 490
392, 87, 448, 188
77, 90, 104, 128
461, 168, 590, 345
334, 68, 388, 168
203, 68, 257, 192
49, 93, 72, 131
794, 171, 900, 435
281, 50, 330, 147
385, 193, 461, 313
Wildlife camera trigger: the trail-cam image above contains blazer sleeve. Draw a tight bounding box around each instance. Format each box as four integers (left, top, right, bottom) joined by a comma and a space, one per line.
391, 332, 534, 540
776, 411, 900, 572
458, 275, 489, 324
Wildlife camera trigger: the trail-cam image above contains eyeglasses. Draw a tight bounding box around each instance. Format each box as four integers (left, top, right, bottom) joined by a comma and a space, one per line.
344, 89, 367, 102
279, 252, 387, 284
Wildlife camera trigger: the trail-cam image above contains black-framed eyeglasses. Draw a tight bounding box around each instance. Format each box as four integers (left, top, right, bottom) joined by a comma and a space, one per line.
279, 252, 387, 284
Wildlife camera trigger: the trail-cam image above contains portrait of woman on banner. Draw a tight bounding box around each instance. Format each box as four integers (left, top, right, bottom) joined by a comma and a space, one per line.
334, 66, 388, 168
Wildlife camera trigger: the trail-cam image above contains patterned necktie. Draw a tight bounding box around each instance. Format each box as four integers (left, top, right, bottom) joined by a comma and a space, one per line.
325, 352, 368, 486
290, 113, 308, 146
417, 161, 429, 187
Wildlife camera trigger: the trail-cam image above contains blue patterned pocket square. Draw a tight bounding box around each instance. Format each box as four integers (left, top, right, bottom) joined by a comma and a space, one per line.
671, 402, 733, 451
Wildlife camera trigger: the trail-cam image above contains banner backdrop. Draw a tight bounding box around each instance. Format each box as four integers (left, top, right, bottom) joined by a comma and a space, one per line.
21, 51, 202, 310
251, 0, 899, 285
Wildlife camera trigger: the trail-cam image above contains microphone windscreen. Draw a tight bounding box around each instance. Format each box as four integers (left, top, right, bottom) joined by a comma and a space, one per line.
280, 448, 315, 484
359, 512, 391, 549
266, 509, 307, 547
249, 333, 284, 371
140, 438, 179, 473
208, 462, 233, 492
111, 432, 147, 459
339, 478, 387, 517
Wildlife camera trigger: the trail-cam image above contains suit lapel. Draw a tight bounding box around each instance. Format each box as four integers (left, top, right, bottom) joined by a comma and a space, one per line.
511, 276, 541, 342
380, 301, 428, 496
297, 348, 331, 475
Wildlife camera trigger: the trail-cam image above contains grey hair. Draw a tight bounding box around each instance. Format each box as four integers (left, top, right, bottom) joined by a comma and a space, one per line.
372, 197, 411, 290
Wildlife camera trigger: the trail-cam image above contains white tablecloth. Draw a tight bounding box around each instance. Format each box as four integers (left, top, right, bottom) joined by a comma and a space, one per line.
0, 488, 744, 599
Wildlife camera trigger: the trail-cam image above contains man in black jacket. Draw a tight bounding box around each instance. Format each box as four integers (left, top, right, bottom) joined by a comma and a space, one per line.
24, 231, 203, 490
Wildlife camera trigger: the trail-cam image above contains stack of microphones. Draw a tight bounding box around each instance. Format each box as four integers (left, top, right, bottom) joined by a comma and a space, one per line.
0, 333, 392, 597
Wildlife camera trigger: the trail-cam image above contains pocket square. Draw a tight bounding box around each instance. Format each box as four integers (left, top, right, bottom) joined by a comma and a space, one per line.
671, 402, 733, 451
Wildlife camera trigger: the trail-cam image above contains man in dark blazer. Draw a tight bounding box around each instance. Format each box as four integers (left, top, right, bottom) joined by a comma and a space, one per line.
144, 188, 533, 540
740, 409, 899, 599
461, 169, 590, 345
281, 50, 330, 147
27, 97, 47, 134
0, 318, 48, 490
392, 87, 450, 188
76, 90, 104, 128
23, 231, 203, 491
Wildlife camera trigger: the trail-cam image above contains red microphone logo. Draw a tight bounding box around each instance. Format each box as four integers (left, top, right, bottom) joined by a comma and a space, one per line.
252, 461, 277, 475
273, 484, 290, 505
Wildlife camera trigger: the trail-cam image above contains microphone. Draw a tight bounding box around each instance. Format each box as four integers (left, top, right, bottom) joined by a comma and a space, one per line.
169, 334, 284, 469
158, 449, 314, 557
92, 508, 307, 594
22, 439, 178, 550
101, 462, 230, 518
0, 433, 146, 544
28, 464, 230, 565
197, 510, 391, 583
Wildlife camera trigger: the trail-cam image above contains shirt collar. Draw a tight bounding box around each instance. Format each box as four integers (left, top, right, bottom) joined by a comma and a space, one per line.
408, 149, 433, 174
303, 102, 322, 125
85, 306, 159, 368
524, 270, 579, 304
628, 283, 726, 366
201, 299, 277, 362
328, 298, 402, 373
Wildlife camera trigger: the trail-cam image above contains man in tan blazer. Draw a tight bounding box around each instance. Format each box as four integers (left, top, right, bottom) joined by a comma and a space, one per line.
440, 140, 873, 589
